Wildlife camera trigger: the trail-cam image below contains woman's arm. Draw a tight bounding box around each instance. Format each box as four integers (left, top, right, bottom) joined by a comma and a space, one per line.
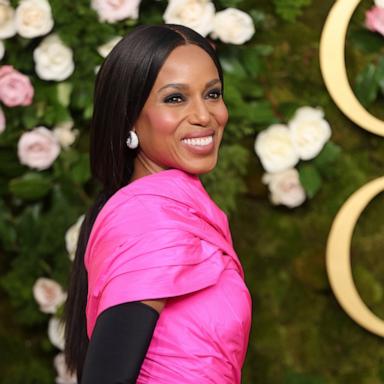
81, 300, 165, 384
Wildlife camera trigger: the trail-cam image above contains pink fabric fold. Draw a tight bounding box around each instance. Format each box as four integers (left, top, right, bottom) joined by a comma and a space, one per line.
85, 169, 252, 383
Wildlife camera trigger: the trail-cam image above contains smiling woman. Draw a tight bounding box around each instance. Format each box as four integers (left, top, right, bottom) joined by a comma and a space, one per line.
133, 44, 228, 178
63, 24, 251, 384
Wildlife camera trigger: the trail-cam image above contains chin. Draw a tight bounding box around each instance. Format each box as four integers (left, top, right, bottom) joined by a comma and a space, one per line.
181, 157, 218, 175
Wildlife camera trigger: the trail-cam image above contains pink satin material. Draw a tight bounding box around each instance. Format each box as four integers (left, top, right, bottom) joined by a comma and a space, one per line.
85, 169, 252, 383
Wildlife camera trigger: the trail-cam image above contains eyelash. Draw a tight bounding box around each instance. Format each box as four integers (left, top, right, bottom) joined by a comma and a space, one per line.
163, 89, 223, 104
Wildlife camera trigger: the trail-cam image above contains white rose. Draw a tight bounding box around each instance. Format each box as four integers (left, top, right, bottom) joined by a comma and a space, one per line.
97, 36, 122, 58
65, 214, 85, 261
211, 8, 255, 44
54, 353, 77, 384
33, 34, 74, 81
375, 0, 384, 8
0, 1, 16, 39
17, 126, 61, 170
91, 0, 141, 23
32, 277, 67, 314
288, 106, 331, 160
15, 0, 53, 38
255, 124, 299, 173
262, 168, 306, 208
53, 121, 79, 149
48, 317, 65, 350
163, 0, 215, 37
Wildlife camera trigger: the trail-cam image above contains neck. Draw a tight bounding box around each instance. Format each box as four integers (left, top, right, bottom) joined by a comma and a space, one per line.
130, 152, 167, 182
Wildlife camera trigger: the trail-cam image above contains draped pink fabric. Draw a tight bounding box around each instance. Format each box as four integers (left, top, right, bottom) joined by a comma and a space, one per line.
85, 169, 252, 383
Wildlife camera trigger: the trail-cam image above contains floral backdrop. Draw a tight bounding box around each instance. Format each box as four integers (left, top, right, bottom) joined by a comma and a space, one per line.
1, 0, 384, 383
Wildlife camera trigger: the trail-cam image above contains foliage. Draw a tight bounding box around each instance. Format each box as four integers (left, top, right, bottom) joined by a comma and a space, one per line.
272, 0, 312, 22
1, 0, 384, 383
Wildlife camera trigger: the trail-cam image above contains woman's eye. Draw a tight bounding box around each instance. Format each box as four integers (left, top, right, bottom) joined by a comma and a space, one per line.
206, 89, 222, 99
164, 94, 185, 104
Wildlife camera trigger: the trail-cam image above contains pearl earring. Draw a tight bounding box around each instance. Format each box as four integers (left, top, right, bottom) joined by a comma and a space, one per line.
126, 130, 139, 149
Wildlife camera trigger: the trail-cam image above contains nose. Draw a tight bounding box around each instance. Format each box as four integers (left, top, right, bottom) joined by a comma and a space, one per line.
188, 98, 210, 126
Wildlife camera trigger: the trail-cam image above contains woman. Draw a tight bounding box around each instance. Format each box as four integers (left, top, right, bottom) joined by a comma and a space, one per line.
64, 24, 252, 384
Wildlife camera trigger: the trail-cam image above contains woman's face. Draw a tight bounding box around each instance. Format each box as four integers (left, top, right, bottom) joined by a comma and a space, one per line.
134, 44, 228, 176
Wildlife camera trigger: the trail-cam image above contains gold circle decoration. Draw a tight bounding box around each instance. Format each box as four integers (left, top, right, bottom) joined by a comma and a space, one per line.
320, 0, 384, 137
326, 177, 384, 337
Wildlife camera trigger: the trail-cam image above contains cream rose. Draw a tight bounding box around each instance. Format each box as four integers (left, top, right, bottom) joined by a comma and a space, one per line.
0, 0, 16, 39
33, 34, 74, 81
48, 317, 65, 351
32, 278, 67, 314
375, 0, 384, 8
65, 214, 85, 261
53, 121, 79, 149
288, 106, 331, 160
255, 124, 299, 173
262, 168, 306, 208
0, 105, 5, 133
15, 0, 53, 38
91, 0, 141, 23
54, 354, 77, 384
97, 35, 122, 58
163, 0, 215, 37
211, 8, 255, 44
17, 126, 61, 170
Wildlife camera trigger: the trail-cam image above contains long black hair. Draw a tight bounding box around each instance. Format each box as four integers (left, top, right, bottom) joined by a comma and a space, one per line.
63, 24, 224, 380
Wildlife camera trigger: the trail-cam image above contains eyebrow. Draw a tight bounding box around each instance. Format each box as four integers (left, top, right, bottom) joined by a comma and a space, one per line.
157, 78, 221, 93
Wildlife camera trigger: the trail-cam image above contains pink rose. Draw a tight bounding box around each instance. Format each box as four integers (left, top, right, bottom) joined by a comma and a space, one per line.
0, 65, 34, 107
91, 0, 141, 23
365, 6, 384, 36
32, 277, 67, 314
17, 126, 61, 170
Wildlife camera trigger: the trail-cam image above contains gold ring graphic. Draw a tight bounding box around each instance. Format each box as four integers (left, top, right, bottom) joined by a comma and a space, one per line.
320, 0, 384, 137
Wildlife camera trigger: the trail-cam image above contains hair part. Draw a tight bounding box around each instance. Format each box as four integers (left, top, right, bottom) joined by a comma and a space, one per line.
63, 24, 223, 380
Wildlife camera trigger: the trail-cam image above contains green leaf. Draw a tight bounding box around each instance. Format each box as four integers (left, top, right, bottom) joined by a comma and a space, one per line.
247, 101, 277, 124
70, 153, 91, 183
376, 56, 384, 96
0, 200, 16, 250
21, 106, 39, 129
241, 48, 263, 77
0, 149, 25, 178
298, 164, 322, 199
273, 0, 312, 22
348, 29, 384, 54
355, 63, 379, 107
9, 173, 52, 200
220, 56, 247, 78
313, 141, 341, 170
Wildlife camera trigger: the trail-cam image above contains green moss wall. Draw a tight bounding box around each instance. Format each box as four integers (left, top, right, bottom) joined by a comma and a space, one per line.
1, 1, 384, 383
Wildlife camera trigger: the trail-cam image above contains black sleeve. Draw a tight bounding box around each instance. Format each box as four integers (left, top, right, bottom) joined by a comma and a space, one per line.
80, 301, 159, 384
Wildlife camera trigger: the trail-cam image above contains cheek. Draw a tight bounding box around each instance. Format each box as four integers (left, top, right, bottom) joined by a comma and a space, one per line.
215, 103, 229, 128
146, 108, 181, 136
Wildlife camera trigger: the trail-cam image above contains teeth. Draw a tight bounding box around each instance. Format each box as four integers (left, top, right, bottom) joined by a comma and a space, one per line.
181, 135, 213, 146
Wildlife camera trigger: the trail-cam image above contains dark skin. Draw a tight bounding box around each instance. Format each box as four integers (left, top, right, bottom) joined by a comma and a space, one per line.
130, 44, 228, 315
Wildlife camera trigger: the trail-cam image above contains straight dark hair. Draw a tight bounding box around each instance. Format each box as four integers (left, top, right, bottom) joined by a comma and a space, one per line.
63, 24, 224, 380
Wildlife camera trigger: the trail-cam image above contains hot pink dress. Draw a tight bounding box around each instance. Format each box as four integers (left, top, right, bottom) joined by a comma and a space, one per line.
85, 169, 252, 383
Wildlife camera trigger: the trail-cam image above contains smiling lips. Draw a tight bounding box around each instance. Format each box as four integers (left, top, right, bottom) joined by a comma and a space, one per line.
181, 132, 215, 155
181, 135, 213, 146
181, 128, 215, 146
